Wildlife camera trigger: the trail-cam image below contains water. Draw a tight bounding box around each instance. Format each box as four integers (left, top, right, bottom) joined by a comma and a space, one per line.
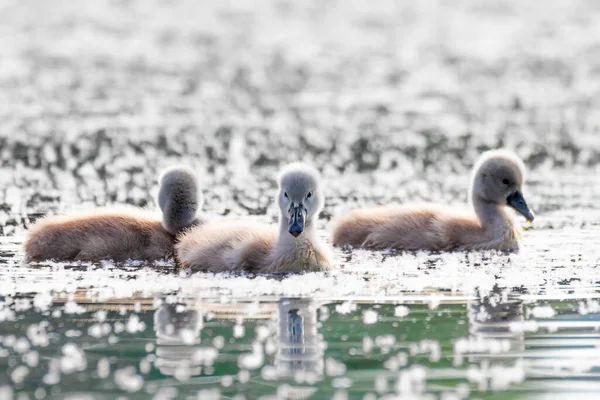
2, 0, 600, 398
2, 229, 600, 398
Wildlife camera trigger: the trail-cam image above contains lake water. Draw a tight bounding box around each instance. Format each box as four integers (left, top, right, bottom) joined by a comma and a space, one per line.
2, 0, 600, 398
2, 222, 600, 399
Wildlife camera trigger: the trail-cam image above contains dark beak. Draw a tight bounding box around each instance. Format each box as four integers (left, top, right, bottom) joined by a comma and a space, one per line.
507, 190, 535, 222
288, 204, 305, 238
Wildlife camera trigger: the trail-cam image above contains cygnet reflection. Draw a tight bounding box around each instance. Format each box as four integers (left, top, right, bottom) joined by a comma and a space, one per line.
468, 288, 525, 356
460, 288, 526, 392
275, 298, 325, 379
153, 303, 208, 378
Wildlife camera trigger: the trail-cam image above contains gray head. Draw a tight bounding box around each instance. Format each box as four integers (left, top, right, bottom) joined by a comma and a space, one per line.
470, 150, 534, 222
158, 166, 202, 235
277, 162, 324, 238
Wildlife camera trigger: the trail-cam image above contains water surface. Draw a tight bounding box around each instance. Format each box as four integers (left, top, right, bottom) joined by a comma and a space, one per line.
1, 0, 600, 398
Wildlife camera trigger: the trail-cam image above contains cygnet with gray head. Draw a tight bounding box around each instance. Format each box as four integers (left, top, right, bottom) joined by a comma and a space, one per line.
176, 162, 334, 273
331, 149, 534, 252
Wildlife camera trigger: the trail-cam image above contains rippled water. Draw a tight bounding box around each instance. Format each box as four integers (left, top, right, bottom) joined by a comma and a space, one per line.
2, 0, 600, 398
3, 276, 600, 399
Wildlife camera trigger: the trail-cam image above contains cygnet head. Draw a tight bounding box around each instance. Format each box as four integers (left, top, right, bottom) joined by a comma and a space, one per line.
158, 165, 202, 234
277, 162, 324, 238
470, 150, 535, 222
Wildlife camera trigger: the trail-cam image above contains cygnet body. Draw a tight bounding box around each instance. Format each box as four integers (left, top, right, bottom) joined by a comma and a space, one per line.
175, 162, 334, 273
24, 166, 200, 261
331, 150, 534, 251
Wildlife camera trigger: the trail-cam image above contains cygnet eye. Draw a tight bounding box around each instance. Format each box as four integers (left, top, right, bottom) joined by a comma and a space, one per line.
307, 192, 312, 198
284, 192, 288, 199
502, 179, 510, 185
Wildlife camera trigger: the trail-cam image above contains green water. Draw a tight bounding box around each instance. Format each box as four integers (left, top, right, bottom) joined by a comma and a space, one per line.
2, 292, 599, 399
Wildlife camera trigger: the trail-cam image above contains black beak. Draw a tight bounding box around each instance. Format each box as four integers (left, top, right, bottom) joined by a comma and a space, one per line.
288, 205, 305, 238
506, 190, 535, 222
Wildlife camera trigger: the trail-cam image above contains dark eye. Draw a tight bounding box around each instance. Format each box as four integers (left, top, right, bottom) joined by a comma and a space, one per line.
502, 179, 510, 185
307, 192, 312, 198
284, 192, 288, 199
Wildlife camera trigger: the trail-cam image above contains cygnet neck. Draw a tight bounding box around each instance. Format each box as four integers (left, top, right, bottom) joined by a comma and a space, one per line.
277, 211, 317, 247
471, 194, 511, 233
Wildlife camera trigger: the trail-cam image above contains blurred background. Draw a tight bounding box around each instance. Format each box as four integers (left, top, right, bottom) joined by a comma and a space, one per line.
1, 0, 600, 236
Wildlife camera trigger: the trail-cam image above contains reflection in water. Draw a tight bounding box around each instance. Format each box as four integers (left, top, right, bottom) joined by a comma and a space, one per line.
465, 288, 526, 391
275, 299, 324, 379
6, 291, 600, 397
153, 303, 204, 378
466, 287, 600, 393
468, 288, 525, 355
152, 298, 325, 384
